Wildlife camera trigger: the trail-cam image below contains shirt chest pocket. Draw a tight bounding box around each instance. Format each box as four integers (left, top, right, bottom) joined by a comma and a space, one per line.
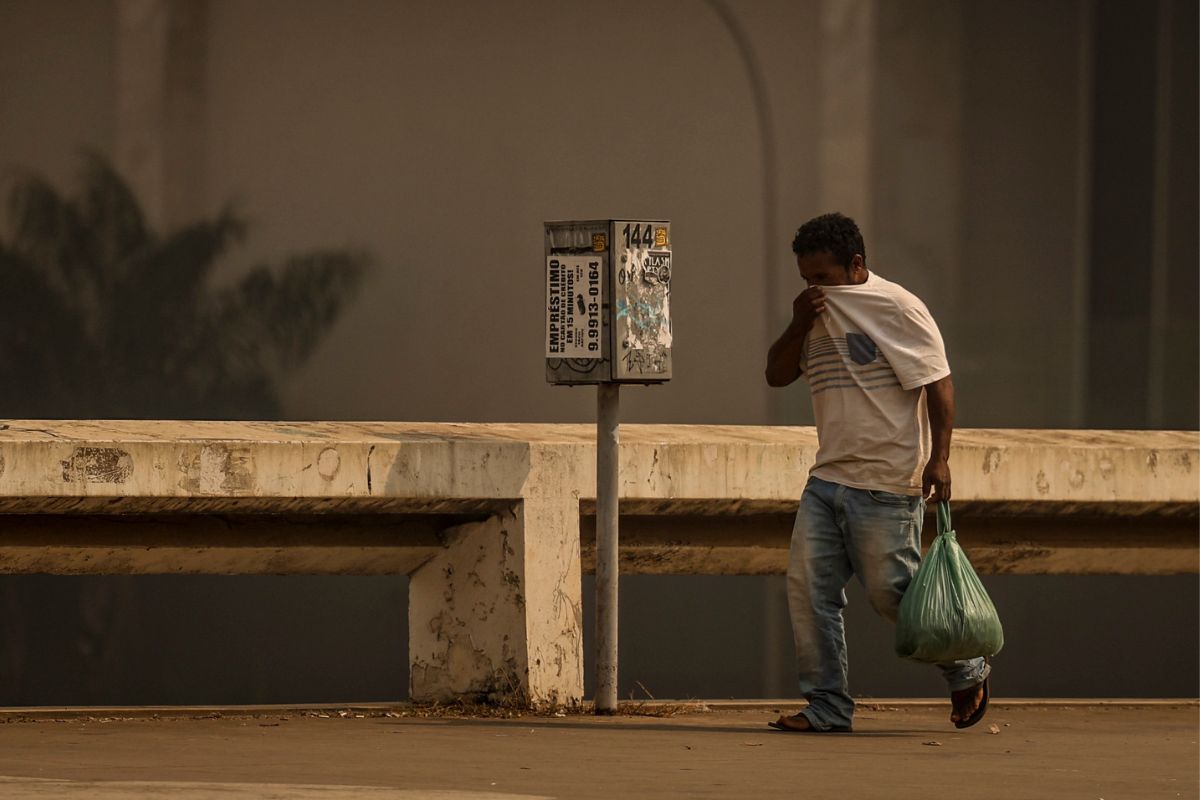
846, 332, 878, 365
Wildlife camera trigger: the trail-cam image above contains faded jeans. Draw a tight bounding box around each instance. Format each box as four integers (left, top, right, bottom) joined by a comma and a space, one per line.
786, 476, 990, 730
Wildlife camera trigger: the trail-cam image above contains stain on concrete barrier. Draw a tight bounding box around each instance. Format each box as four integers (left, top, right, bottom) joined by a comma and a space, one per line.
60, 448, 134, 484
178, 445, 255, 494
317, 447, 341, 480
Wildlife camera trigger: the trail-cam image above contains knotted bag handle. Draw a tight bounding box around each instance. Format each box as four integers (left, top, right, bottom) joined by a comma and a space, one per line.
937, 500, 954, 539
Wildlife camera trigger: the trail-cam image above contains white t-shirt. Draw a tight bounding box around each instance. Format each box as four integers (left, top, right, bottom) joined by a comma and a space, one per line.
799, 271, 950, 495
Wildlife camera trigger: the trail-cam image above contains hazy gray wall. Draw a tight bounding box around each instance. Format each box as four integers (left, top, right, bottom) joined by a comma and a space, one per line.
1163, 0, 1199, 427
0, 0, 115, 182
957, 0, 1090, 428
201, 0, 826, 427
5, 0, 1190, 430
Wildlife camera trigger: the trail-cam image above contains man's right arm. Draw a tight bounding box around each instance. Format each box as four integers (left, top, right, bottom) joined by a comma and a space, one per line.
765, 287, 825, 387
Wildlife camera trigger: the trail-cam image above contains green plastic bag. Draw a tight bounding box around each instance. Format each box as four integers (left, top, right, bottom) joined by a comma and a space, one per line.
895, 501, 1004, 663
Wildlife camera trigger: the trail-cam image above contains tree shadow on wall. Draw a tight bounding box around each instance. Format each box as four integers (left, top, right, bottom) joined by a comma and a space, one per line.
0, 152, 369, 704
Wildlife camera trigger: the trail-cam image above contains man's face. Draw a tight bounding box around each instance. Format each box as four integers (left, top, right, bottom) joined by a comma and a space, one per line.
796, 251, 866, 286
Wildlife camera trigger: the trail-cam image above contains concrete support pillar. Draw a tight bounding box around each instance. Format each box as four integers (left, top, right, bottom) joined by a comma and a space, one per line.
408, 498, 583, 708
870, 1, 964, 316
818, 0, 876, 230
115, 0, 206, 231
818, 0, 965, 317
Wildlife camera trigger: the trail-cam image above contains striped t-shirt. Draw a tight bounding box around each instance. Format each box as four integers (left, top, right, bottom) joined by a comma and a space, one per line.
799, 272, 950, 495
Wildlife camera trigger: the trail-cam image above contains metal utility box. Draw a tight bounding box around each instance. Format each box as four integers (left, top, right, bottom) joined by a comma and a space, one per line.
544, 219, 672, 385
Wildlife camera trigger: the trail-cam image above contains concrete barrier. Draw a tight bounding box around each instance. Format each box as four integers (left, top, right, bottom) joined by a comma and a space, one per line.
0, 421, 1195, 707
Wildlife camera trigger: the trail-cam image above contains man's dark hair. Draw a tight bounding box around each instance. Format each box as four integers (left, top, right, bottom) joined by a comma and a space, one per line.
791, 213, 865, 269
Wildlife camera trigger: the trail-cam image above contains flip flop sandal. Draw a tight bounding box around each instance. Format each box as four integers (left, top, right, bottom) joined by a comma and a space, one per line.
767, 714, 853, 733
952, 677, 990, 730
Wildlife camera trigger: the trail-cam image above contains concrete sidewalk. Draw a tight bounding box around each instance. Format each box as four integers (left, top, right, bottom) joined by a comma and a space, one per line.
0, 702, 1195, 799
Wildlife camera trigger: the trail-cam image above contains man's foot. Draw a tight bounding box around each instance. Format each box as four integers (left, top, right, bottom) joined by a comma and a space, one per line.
767, 713, 853, 733
769, 713, 815, 732
950, 678, 989, 729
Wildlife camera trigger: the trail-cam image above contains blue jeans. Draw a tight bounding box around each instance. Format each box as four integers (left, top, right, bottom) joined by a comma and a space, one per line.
786, 476, 990, 730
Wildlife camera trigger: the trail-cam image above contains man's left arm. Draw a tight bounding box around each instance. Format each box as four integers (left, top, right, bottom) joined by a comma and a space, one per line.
922, 375, 955, 502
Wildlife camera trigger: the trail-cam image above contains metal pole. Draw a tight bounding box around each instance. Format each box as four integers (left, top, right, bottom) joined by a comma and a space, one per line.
595, 381, 620, 713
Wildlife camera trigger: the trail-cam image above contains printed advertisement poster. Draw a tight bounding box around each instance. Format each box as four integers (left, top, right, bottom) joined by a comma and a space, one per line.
546, 256, 603, 359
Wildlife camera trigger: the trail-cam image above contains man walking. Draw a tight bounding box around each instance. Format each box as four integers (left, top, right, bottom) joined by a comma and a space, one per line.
764, 212, 990, 733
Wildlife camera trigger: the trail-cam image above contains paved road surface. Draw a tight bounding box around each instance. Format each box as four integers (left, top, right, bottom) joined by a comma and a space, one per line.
0, 703, 1195, 799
